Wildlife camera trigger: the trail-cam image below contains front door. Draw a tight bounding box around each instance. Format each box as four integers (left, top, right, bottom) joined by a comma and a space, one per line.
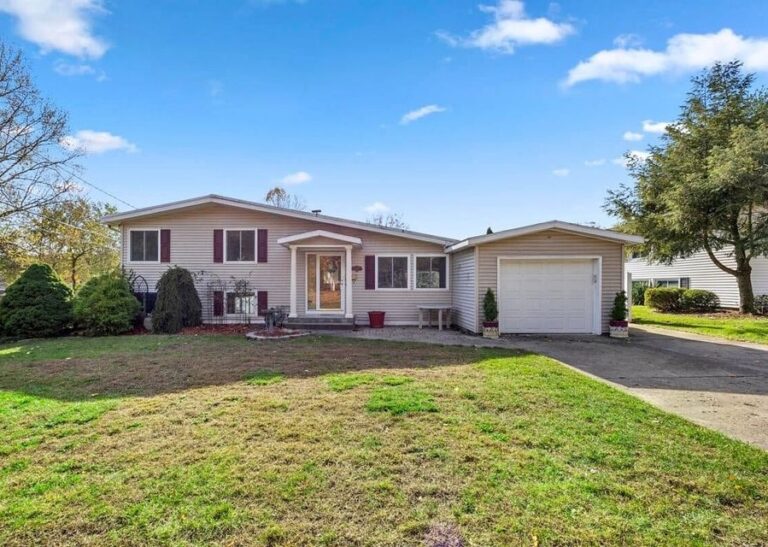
307, 253, 344, 312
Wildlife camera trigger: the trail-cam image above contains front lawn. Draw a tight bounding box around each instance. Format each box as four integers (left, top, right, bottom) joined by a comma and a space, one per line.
632, 305, 768, 345
1, 335, 767, 545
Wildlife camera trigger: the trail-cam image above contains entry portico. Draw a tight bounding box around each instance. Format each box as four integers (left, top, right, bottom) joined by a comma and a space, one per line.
277, 230, 363, 319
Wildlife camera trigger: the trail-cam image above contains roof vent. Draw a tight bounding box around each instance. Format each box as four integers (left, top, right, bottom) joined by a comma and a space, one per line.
312, 209, 322, 216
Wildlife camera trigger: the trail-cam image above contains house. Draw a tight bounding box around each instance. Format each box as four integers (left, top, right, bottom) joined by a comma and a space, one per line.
101, 194, 642, 334
626, 249, 768, 308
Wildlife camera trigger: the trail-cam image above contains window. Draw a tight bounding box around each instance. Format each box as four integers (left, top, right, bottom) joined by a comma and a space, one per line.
377, 256, 409, 289
225, 229, 256, 262
226, 292, 255, 315
129, 230, 159, 262
654, 279, 680, 288
415, 255, 447, 289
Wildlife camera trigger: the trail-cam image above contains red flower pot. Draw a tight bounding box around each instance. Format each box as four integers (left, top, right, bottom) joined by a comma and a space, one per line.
368, 311, 386, 329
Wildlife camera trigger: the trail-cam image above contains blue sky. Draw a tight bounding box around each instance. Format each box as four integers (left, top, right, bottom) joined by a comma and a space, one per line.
3, 0, 768, 239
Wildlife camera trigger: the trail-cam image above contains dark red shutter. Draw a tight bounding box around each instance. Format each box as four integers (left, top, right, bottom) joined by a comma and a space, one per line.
160, 229, 171, 263
257, 229, 268, 263
364, 255, 375, 290
257, 291, 268, 316
213, 229, 223, 263
213, 291, 224, 316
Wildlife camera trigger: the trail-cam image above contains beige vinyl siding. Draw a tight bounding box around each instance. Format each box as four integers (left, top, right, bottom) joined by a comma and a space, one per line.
625, 248, 746, 308
120, 203, 450, 324
450, 248, 477, 332
475, 230, 624, 333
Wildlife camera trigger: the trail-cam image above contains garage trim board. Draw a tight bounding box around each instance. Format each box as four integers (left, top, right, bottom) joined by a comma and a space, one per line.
496, 255, 603, 335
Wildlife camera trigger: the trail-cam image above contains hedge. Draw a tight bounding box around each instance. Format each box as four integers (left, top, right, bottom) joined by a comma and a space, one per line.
0, 264, 73, 337
74, 273, 140, 336
645, 287, 720, 313
152, 266, 202, 333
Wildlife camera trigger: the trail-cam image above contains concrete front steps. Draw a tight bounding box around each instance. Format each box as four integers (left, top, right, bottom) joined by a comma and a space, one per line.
284, 317, 355, 331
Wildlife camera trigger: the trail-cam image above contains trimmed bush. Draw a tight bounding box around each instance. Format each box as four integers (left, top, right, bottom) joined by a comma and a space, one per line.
631, 282, 648, 308
0, 264, 73, 337
681, 289, 720, 313
152, 266, 202, 334
611, 291, 628, 322
754, 295, 768, 316
644, 287, 685, 312
483, 288, 498, 323
74, 273, 140, 336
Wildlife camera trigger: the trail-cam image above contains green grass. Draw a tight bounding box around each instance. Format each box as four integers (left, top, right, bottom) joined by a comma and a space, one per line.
1, 334, 767, 545
245, 370, 285, 386
632, 305, 768, 344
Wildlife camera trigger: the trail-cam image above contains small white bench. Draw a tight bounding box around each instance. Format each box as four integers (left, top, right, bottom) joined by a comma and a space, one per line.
417, 305, 452, 331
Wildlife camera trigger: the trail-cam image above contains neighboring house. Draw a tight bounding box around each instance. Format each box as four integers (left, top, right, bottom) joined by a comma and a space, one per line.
626, 249, 768, 308
102, 194, 642, 334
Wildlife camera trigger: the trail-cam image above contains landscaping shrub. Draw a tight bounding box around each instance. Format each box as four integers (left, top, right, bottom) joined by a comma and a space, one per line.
644, 287, 685, 312
74, 273, 140, 336
152, 266, 202, 333
611, 291, 628, 322
482, 288, 498, 323
755, 295, 768, 316
631, 282, 648, 307
681, 289, 720, 313
0, 264, 72, 337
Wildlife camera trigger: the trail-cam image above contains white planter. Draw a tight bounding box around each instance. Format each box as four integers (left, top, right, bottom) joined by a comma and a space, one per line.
609, 323, 629, 338
483, 324, 499, 339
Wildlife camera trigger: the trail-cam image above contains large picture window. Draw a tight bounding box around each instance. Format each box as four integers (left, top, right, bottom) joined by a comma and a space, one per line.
415, 255, 447, 289
129, 230, 159, 262
377, 256, 409, 289
226, 292, 255, 315
225, 229, 256, 262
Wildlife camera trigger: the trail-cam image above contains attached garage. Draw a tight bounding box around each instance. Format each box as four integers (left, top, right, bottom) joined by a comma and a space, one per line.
497, 257, 600, 334
446, 221, 643, 335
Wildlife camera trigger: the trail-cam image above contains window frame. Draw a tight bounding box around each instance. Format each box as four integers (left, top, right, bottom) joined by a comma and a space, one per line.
223, 228, 258, 264
413, 254, 450, 291
127, 228, 161, 264
225, 291, 256, 316
653, 278, 681, 288
374, 254, 411, 291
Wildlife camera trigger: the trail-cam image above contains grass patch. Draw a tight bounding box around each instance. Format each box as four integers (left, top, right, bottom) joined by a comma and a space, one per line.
245, 370, 284, 386
632, 305, 768, 344
0, 335, 767, 544
366, 385, 438, 415
324, 372, 376, 392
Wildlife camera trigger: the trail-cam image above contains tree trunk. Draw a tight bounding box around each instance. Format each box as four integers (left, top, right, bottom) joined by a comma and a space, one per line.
736, 268, 755, 314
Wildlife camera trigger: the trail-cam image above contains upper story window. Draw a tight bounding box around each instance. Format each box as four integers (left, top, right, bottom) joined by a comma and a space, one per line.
377, 255, 409, 289
415, 255, 447, 289
225, 229, 256, 262
129, 230, 159, 262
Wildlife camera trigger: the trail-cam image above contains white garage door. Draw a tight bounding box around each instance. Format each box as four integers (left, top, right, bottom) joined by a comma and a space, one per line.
498, 258, 598, 334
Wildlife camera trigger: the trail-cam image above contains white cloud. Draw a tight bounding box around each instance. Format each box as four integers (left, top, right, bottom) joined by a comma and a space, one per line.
552, 168, 570, 177
281, 171, 312, 185
642, 119, 671, 134
623, 131, 644, 141
364, 201, 390, 214
584, 158, 606, 167
613, 150, 650, 167
53, 61, 94, 76
613, 33, 642, 48
61, 130, 137, 155
0, 0, 108, 59
437, 0, 574, 54
400, 104, 446, 125
565, 28, 768, 86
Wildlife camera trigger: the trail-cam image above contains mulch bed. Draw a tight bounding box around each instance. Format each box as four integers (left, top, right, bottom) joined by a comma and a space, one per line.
181, 324, 258, 335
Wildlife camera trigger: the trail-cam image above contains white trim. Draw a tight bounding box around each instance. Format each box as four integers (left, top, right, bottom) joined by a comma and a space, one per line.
305, 252, 345, 314
413, 253, 450, 291
223, 228, 258, 264
446, 220, 643, 253
374, 254, 411, 291
277, 230, 362, 246
102, 194, 454, 245
127, 228, 161, 264
223, 291, 257, 317
344, 245, 354, 319
289, 246, 297, 318
496, 255, 603, 335
474, 246, 480, 333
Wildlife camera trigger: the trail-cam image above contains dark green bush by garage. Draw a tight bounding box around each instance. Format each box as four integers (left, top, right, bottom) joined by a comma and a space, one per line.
74, 272, 140, 336
152, 266, 202, 334
680, 289, 720, 313
0, 264, 73, 337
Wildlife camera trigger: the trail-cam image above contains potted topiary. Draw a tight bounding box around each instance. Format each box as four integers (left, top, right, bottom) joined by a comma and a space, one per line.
609, 290, 629, 338
482, 288, 499, 339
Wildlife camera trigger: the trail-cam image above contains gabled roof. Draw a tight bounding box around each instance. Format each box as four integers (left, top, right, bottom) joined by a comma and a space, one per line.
277, 230, 363, 246
446, 220, 643, 253
101, 194, 457, 246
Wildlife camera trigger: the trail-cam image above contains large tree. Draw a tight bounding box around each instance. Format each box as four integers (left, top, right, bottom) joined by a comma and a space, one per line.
606, 61, 768, 313
264, 186, 306, 210
0, 41, 79, 222
7, 197, 119, 289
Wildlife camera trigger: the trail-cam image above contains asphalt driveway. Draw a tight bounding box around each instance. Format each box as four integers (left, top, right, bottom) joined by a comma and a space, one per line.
334, 326, 768, 449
